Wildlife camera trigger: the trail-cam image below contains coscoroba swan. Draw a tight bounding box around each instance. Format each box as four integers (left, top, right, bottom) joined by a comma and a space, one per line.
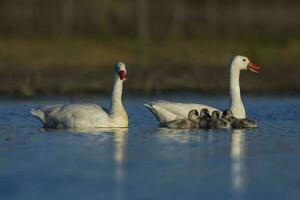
145, 55, 260, 122
30, 62, 128, 128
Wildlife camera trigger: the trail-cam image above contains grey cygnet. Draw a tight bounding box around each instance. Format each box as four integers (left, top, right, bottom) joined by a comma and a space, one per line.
222, 109, 257, 129
209, 111, 231, 129
197, 108, 212, 129
161, 110, 199, 129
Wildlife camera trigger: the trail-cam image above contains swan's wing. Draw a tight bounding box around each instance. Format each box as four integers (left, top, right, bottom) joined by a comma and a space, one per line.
146, 100, 220, 122
55, 104, 108, 119
31, 103, 110, 128
56, 104, 110, 128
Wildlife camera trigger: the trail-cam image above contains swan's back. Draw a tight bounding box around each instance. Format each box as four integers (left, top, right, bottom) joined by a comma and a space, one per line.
153, 101, 218, 113
31, 103, 110, 128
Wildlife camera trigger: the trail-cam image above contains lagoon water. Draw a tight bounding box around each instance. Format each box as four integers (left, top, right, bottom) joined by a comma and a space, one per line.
0, 94, 300, 200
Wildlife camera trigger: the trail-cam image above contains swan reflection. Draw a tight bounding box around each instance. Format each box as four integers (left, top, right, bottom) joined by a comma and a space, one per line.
111, 128, 128, 200
112, 128, 128, 179
72, 128, 128, 200
230, 129, 246, 197
39, 127, 128, 200
70, 128, 128, 200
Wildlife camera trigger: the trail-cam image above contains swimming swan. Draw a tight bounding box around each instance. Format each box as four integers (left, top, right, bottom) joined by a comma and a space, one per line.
145, 55, 260, 122
30, 62, 128, 128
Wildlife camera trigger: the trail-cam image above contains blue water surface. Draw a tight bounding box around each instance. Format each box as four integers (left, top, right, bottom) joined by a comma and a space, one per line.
0, 94, 300, 200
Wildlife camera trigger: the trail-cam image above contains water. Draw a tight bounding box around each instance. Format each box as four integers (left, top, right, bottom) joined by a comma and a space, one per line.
1, 94, 300, 200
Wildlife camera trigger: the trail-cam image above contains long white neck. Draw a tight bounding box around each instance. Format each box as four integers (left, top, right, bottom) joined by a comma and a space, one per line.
109, 77, 128, 126
229, 63, 246, 119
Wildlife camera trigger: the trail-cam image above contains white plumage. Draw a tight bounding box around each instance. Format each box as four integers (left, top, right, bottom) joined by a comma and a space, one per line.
31, 62, 128, 128
145, 55, 260, 122
145, 101, 219, 122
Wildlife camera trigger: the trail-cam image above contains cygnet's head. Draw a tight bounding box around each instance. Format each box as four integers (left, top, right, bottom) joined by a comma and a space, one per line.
188, 109, 199, 123
200, 108, 210, 118
230, 55, 260, 73
222, 109, 233, 120
211, 111, 221, 119
114, 62, 127, 81
210, 111, 231, 129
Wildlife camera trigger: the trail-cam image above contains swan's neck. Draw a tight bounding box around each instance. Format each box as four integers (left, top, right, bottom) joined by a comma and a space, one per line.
109, 78, 128, 126
229, 64, 246, 119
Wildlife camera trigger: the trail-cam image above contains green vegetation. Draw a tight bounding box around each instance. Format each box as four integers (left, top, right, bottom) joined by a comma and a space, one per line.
0, 0, 299, 96
0, 35, 299, 96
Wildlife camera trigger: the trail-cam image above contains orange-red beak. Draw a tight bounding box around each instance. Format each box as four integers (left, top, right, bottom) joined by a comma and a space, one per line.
118, 70, 127, 81
247, 62, 260, 73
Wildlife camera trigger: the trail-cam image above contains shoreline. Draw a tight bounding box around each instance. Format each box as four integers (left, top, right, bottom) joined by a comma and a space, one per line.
1, 90, 300, 100
1, 36, 299, 97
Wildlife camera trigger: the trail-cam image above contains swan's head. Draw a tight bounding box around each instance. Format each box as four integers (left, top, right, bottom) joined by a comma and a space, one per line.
231, 55, 260, 73
114, 62, 127, 81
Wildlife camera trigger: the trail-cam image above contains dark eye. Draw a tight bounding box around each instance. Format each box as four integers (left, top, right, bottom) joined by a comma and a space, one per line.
243, 59, 246, 62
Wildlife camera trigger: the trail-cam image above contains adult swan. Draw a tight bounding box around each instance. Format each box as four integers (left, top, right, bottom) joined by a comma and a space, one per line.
145, 55, 260, 122
31, 62, 128, 128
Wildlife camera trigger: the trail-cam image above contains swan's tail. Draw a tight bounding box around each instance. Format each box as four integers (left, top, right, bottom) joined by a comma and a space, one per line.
144, 104, 155, 113
30, 108, 45, 124
144, 103, 178, 123
144, 104, 161, 121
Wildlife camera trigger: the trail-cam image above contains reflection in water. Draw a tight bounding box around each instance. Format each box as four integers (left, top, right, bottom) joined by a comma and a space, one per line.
155, 127, 199, 143
39, 127, 128, 200
112, 128, 128, 200
230, 129, 246, 198
68, 128, 129, 200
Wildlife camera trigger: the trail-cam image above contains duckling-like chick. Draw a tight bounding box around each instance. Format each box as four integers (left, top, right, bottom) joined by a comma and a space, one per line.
161, 119, 199, 129
223, 109, 257, 129
209, 111, 231, 129
160, 110, 199, 129
200, 108, 210, 119
241, 118, 257, 128
231, 118, 257, 129
198, 108, 211, 129
222, 109, 234, 120
188, 110, 200, 123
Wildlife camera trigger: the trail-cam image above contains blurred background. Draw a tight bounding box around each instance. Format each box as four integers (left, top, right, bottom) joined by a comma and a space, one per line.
0, 0, 299, 96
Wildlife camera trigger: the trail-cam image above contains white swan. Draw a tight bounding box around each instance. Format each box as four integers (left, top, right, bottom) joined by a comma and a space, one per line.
30, 62, 128, 128
145, 55, 260, 122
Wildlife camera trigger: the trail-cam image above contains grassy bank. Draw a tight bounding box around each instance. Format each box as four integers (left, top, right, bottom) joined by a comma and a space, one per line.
0, 35, 299, 96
